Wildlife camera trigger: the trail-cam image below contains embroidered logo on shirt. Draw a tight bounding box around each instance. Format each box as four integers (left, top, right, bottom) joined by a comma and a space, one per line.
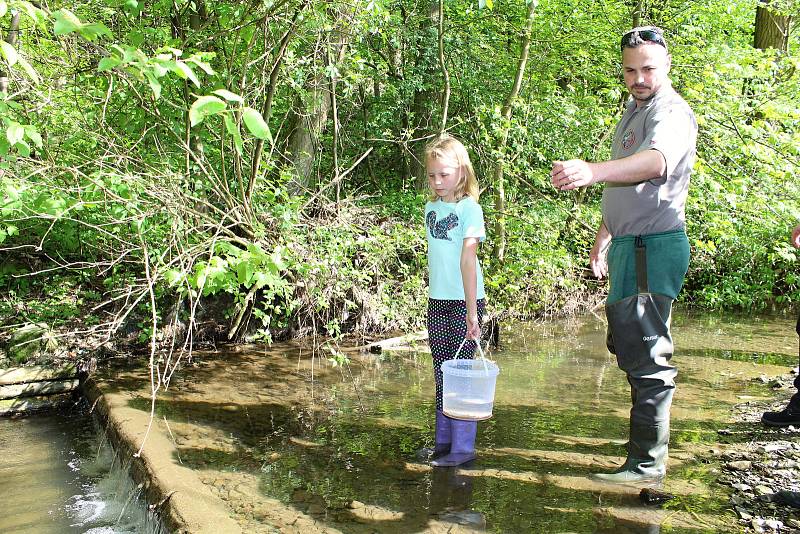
622, 129, 635, 150
426, 211, 459, 241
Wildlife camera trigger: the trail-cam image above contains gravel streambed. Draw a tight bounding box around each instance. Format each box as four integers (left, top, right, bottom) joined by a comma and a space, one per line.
716, 369, 800, 533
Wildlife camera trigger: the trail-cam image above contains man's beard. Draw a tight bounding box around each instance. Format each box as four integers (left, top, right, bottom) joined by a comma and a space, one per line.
631, 85, 656, 103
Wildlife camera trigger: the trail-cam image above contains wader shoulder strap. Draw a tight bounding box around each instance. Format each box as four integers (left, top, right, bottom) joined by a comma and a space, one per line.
635, 235, 649, 294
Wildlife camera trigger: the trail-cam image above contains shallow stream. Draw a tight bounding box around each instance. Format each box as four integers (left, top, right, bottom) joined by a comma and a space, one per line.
107, 310, 798, 533
0, 403, 165, 533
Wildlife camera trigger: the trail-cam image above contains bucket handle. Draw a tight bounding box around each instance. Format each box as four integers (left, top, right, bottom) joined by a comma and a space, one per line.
454, 338, 490, 375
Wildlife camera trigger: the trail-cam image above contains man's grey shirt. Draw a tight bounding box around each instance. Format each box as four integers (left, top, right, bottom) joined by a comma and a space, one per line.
601, 82, 697, 237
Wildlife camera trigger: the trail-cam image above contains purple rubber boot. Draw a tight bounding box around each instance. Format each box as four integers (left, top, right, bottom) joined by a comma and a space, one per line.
417, 410, 452, 461
430, 418, 476, 467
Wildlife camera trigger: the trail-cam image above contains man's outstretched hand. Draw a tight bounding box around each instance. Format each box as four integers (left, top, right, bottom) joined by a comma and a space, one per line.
551, 160, 596, 191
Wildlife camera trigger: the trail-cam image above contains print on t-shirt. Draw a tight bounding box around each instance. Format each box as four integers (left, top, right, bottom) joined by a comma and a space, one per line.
426, 210, 459, 241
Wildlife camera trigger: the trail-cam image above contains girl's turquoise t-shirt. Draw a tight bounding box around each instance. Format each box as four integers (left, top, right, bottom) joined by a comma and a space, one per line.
425, 197, 486, 300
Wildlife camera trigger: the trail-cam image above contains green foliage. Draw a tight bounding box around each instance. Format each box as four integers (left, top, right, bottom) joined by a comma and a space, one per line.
0, 273, 97, 327
679, 42, 800, 309
1, 0, 799, 343
53, 8, 111, 40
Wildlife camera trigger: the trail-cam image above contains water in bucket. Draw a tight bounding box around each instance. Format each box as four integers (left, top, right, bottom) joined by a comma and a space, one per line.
441, 353, 500, 421
442, 393, 495, 420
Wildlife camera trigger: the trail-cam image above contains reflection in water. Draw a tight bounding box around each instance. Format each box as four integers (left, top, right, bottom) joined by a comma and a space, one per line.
112, 311, 797, 533
0, 404, 165, 534
428, 467, 485, 528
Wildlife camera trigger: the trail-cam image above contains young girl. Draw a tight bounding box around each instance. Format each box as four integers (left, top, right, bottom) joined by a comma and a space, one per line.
422, 134, 486, 467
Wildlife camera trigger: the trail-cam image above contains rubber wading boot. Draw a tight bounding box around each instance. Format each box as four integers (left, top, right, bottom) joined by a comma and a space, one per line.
431, 418, 476, 467
592, 423, 668, 484
762, 406, 800, 427
417, 410, 452, 461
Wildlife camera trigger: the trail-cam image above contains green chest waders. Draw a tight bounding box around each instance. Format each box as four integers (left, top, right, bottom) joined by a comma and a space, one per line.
604, 236, 677, 480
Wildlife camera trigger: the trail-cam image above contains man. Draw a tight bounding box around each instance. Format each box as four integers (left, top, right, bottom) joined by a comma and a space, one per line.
762, 223, 800, 427
551, 26, 697, 484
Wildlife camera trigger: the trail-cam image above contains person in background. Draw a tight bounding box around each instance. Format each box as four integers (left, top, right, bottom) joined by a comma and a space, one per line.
420, 134, 486, 467
550, 26, 697, 483
762, 223, 800, 427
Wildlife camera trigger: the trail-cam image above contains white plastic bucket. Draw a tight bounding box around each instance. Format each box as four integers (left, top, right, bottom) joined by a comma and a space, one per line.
441, 341, 500, 421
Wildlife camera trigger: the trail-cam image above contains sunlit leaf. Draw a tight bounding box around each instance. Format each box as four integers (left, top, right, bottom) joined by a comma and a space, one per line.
79, 23, 112, 41
15, 139, 30, 157
189, 95, 226, 126
165, 269, 185, 287
213, 89, 244, 103
236, 261, 254, 285
186, 57, 215, 75
19, 2, 47, 25
123, 0, 143, 17
171, 61, 200, 87
145, 71, 161, 99
23, 126, 42, 148
53, 9, 83, 36
98, 56, 122, 72
151, 60, 170, 78
0, 41, 16, 66
6, 123, 23, 145
242, 107, 271, 141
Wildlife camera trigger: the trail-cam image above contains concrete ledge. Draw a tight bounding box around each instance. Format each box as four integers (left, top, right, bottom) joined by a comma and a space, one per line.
83, 378, 242, 534
0, 378, 80, 399
0, 364, 77, 385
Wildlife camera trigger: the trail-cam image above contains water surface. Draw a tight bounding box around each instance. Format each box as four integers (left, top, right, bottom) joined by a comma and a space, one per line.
112, 311, 798, 533
0, 404, 165, 534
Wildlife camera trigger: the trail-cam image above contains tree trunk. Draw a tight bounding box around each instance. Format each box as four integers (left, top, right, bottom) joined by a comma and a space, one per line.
285, 6, 354, 194
631, 0, 644, 28
189, 0, 207, 31
754, 0, 791, 51
492, 0, 537, 264
436, 0, 450, 133
285, 76, 330, 193
412, 0, 441, 190
247, 1, 308, 203
0, 12, 20, 96
175, 2, 208, 180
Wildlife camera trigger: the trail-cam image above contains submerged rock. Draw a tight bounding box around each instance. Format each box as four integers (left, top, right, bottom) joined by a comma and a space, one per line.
639, 487, 676, 506
438, 510, 486, 528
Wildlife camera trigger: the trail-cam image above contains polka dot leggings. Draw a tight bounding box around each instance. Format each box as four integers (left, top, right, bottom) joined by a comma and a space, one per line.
428, 298, 486, 410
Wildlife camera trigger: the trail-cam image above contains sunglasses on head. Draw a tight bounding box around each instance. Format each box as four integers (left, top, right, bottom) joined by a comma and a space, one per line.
620, 27, 667, 50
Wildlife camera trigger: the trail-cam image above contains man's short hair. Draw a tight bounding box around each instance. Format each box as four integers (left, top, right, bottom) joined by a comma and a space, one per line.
621, 26, 668, 52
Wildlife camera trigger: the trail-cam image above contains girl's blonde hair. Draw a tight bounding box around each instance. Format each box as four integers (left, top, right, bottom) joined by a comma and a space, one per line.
424, 134, 479, 202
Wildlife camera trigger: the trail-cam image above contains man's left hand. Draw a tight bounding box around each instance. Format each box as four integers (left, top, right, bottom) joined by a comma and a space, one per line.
551, 159, 596, 191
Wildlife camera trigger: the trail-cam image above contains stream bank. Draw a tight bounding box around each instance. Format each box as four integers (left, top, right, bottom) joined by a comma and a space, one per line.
714, 367, 800, 533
